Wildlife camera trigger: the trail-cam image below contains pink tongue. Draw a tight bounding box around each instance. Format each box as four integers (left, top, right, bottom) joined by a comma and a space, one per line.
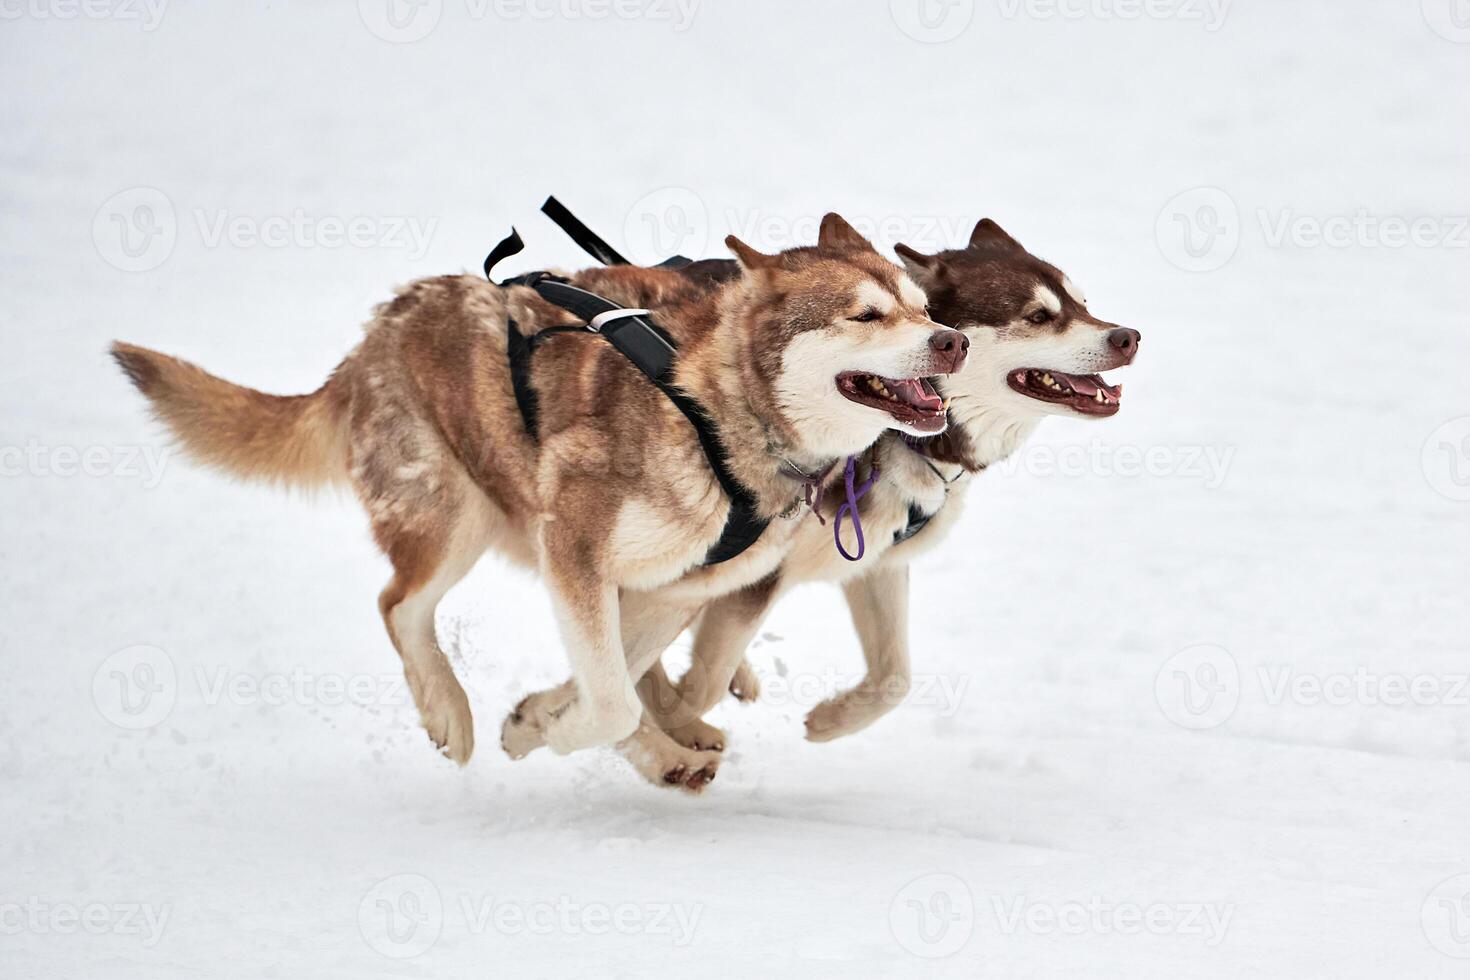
1065, 374, 1100, 397
889, 378, 943, 412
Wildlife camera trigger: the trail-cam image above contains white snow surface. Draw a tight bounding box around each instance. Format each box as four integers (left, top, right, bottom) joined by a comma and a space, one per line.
3, 2, 1469, 976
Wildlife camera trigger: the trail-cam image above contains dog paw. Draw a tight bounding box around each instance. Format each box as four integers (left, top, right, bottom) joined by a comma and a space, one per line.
728, 659, 761, 702
804, 697, 871, 743
660, 757, 720, 794
667, 718, 727, 753
499, 697, 545, 760
420, 683, 475, 764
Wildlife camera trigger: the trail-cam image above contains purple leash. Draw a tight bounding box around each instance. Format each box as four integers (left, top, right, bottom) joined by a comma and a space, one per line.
833, 455, 880, 562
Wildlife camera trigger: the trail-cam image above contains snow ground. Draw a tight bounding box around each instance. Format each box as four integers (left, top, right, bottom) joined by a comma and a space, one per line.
3, 1, 1469, 976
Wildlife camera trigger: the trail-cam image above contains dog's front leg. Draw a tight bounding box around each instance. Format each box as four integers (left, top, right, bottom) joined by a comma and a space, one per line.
537, 528, 642, 755
804, 563, 911, 742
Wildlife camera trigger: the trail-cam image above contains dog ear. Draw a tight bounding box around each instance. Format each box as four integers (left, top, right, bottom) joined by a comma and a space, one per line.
817, 213, 873, 252
969, 218, 1025, 253
725, 235, 780, 272
893, 242, 937, 281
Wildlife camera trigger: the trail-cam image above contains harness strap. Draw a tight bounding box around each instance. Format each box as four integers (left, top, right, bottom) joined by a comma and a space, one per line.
541, 196, 694, 270
486, 229, 768, 566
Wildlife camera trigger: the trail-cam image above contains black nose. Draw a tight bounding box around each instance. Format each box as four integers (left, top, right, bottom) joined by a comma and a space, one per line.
1108, 328, 1140, 358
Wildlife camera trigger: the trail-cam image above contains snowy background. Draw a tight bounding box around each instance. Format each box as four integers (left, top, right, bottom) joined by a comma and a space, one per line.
4, 1, 1469, 976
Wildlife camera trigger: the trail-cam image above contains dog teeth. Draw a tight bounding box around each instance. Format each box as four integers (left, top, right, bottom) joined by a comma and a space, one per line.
1095, 390, 1105, 403
942, 397, 951, 411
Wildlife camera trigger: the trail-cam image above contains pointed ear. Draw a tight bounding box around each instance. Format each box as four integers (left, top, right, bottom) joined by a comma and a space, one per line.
893, 242, 937, 281
725, 235, 780, 272
817, 212, 873, 252
970, 218, 1025, 253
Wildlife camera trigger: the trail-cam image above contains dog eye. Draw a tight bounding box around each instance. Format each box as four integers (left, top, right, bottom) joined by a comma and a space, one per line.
1025, 309, 1054, 325
850, 308, 883, 323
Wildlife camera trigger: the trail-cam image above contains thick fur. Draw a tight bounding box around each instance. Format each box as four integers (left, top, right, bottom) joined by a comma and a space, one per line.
110, 341, 351, 490
630, 219, 1142, 749
112, 215, 962, 790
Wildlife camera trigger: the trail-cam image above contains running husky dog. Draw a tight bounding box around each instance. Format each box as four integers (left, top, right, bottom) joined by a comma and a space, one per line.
513, 218, 1141, 759
110, 215, 967, 782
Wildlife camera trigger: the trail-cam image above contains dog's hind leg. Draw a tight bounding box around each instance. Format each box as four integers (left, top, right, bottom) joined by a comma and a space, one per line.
352, 399, 495, 764
378, 523, 485, 765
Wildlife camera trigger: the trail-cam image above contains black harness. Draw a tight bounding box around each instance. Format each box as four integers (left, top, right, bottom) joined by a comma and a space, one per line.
494, 196, 955, 560
486, 224, 770, 567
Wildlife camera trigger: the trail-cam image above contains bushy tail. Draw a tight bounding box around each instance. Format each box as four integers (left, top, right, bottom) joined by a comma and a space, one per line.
110, 341, 350, 490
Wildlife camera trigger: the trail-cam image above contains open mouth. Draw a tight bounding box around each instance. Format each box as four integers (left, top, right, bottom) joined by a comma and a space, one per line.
837, 372, 948, 433
1007, 368, 1123, 417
